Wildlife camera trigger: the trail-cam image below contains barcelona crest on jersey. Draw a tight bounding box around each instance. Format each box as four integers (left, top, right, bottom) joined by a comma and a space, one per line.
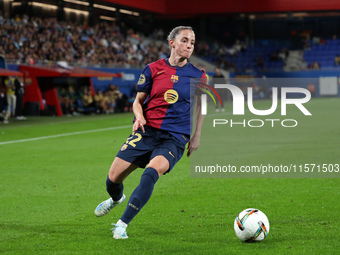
170, 75, 179, 83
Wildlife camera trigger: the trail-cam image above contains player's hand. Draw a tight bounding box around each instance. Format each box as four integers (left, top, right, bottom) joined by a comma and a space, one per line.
133, 117, 146, 133
187, 135, 200, 157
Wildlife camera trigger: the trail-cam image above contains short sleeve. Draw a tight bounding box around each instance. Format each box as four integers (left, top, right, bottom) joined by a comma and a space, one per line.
136, 65, 153, 94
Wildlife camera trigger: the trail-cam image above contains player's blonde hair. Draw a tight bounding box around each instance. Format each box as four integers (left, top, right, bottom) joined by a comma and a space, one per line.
167, 26, 194, 48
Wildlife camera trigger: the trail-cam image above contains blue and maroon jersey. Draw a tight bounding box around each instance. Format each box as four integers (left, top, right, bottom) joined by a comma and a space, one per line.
136, 58, 206, 144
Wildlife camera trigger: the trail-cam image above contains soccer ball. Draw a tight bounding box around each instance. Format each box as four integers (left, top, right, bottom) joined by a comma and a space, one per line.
234, 208, 270, 242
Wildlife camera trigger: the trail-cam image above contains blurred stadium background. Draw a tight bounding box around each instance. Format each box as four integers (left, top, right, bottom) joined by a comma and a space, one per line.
1, 0, 340, 118
1, 2, 340, 254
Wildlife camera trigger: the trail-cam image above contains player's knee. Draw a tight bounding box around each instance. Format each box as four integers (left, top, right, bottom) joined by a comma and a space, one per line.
147, 163, 169, 177
108, 170, 119, 182
108, 167, 124, 183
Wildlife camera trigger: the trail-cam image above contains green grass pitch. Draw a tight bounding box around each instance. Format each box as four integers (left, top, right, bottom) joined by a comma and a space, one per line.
0, 97, 339, 255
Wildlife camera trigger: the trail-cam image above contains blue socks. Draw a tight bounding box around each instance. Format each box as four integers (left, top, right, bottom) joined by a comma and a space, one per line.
121, 167, 159, 224
106, 177, 124, 201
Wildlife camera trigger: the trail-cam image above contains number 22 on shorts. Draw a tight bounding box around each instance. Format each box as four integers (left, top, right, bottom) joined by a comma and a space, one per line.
125, 132, 142, 147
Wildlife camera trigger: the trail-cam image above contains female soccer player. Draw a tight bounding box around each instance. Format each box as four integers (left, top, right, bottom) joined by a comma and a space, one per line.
94, 26, 206, 239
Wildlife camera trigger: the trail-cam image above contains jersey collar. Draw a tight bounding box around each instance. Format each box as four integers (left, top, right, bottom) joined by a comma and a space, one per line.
165, 58, 189, 68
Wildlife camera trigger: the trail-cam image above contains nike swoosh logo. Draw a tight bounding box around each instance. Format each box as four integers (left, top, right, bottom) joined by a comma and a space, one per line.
169, 151, 175, 158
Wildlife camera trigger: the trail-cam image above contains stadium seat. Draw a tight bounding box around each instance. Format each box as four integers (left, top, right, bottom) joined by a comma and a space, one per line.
76, 99, 95, 114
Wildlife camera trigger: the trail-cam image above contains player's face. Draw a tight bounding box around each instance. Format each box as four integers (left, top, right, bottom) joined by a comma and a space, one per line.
171, 29, 195, 59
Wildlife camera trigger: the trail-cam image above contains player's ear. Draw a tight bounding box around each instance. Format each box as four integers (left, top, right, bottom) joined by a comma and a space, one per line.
169, 39, 175, 48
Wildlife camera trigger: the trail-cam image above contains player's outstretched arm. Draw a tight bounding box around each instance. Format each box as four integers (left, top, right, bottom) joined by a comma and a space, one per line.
187, 95, 205, 157
132, 92, 148, 133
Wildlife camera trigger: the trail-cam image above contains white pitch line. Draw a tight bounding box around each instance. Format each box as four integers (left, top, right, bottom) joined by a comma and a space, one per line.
0, 125, 131, 146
